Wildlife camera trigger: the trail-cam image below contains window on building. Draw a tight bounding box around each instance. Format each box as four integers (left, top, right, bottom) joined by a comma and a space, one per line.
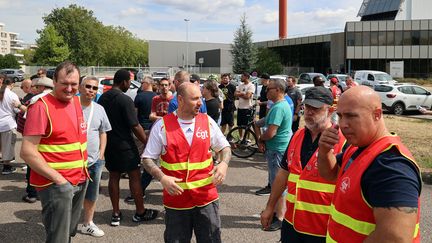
395, 31, 403, 45
347, 32, 355, 46
403, 31, 411, 45
411, 30, 420, 45
378, 31, 386, 46
362, 32, 370, 46
370, 31, 379, 45
355, 32, 362, 46
387, 31, 395, 45
420, 30, 428, 45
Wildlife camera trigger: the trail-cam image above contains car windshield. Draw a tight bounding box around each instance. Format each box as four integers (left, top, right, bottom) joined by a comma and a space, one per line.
375, 73, 393, 81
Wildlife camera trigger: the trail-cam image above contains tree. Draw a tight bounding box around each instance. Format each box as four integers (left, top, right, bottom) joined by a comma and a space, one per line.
255, 48, 283, 75
33, 24, 70, 65
0, 54, 20, 69
19, 49, 36, 65
231, 14, 257, 73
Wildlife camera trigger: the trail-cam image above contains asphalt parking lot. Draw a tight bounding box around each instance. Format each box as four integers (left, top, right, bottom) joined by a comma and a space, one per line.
0, 143, 431, 242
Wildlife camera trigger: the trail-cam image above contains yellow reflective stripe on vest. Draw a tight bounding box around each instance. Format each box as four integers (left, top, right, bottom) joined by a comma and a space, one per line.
413, 223, 419, 238
38, 142, 87, 153
285, 192, 295, 203
295, 201, 331, 214
160, 157, 212, 171
288, 173, 300, 183
176, 176, 213, 190
329, 204, 375, 235
47, 160, 88, 170
326, 231, 337, 243
297, 179, 335, 193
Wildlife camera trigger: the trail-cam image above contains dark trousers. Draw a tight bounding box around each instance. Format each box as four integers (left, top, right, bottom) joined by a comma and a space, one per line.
39, 181, 88, 243
281, 220, 325, 243
141, 169, 153, 192
25, 167, 38, 198
292, 119, 300, 134
164, 201, 221, 243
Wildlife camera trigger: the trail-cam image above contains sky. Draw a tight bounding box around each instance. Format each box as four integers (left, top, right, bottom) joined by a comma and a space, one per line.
0, 0, 364, 44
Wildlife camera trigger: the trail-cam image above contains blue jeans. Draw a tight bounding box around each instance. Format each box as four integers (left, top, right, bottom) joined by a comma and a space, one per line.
85, 159, 105, 202
265, 150, 284, 186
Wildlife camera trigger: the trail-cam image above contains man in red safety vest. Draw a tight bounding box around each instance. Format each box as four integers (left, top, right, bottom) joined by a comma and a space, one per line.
142, 82, 231, 243
21, 61, 89, 243
318, 86, 421, 242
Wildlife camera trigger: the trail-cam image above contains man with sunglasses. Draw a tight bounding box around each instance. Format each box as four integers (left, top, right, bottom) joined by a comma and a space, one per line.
77, 77, 111, 237
37, 68, 47, 78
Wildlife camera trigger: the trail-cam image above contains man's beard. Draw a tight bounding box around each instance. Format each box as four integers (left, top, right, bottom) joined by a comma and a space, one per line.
305, 110, 329, 133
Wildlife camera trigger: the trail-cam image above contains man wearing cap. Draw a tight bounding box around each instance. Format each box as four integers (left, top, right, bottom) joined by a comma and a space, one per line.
258, 74, 270, 119
168, 71, 207, 113
261, 86, 346, 243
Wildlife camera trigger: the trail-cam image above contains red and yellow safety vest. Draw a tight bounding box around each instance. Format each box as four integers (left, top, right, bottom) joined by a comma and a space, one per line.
327, 135, 421, 243
160, 113, 218, 209
30, 94, 88, 187
285, 128, 346, 237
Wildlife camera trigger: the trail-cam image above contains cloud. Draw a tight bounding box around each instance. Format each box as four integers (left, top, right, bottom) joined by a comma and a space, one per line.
149, 0, 245, 12
119, 7, 146, 18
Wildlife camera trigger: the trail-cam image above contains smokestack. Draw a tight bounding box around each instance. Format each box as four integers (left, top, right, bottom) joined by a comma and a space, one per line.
279, 0, 287, 39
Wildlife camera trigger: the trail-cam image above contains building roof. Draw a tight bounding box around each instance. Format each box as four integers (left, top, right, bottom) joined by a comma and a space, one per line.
357, 0, 402, 17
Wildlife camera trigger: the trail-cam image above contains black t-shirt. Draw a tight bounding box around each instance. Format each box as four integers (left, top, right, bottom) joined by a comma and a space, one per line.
286, 87, 302, 112
22, 93, 35, 104
219, 83, 236, 112
336, 146, 421, 208
259, 85, 268, 102
134, 90, 157, 130
98, 88, 139, 151
205, 98, 220, 123
281, 129, 320, 171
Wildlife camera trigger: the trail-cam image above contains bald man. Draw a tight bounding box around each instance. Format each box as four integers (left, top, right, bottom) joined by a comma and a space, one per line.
20, 79, 34, 103
142, 83, 231, 243
318, 86, 421, 242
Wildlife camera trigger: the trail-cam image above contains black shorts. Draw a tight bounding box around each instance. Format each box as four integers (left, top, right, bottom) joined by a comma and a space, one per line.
220, 110, 234, 126
105, 147, 141, 173
237, 109, 252, 127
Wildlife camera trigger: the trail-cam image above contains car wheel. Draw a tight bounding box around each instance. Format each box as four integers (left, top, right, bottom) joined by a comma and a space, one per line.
393, 103, 405, 115
13, 77, 18, 82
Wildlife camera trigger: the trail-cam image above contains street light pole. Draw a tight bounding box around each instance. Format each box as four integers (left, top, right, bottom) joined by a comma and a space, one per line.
184, 18, 190, 72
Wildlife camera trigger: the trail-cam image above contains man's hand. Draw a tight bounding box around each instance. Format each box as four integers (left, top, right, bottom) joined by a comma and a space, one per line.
258, 141, 265, 153
318, 124, 340, 154
260, 207, 274, 230
160, 175, 184, 196
209, 162, 228, 186
53, 177, 68, 185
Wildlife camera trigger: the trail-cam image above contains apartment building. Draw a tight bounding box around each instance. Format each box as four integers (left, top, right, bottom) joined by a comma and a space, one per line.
0, 23, 24, 63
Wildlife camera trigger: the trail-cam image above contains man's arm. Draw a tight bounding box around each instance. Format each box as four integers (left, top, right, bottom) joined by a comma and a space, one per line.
258, 124, 278, 141
99, 132, 107, 160
261, 168, 289, 229
210, 146, 231, 186
149, 111, 162, 122
132, 124, 147, 145
364, 207, 418, 243
20, 136, 67, 185
141, 158, 184, 195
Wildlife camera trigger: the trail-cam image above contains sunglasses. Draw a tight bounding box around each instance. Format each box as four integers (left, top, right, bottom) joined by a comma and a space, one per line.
85, 84, 98, 91
190, 80, 198, 83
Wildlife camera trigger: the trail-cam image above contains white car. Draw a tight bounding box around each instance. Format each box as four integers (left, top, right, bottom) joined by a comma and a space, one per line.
298, 73, 328, 90
374, 83, 432, 115
354, 70, 397, 87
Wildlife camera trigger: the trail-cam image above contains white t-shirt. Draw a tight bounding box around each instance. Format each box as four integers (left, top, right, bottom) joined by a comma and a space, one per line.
0, 87, 19, 132
142, 113, 230, 160
236, 82, 255, 109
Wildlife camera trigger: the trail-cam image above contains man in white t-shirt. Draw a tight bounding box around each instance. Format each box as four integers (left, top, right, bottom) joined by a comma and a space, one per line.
234, 72, 255, 136
142, 82, 231, 243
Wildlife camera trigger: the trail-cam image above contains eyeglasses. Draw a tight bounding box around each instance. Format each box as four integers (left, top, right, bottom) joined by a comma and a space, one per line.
85, 84, 98, 91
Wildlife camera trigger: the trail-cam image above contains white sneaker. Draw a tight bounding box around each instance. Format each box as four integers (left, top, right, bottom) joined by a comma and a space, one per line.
79, 222, 105, 237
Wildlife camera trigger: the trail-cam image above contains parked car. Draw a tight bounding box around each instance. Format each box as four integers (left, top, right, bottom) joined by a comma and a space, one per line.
0, 69, 24, 82
99, 77, 140, 100
298, 73, 327, 89
374, 83, 432, 115
354, 70, 397, 87
326, 74, 348, 90
152, 71, 169, 82
46, 68, 56, 79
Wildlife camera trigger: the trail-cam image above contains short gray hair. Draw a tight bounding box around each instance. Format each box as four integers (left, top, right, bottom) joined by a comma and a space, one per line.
270, 79, 286, 93
81, 76, 99, 86
142, 76, 154, 84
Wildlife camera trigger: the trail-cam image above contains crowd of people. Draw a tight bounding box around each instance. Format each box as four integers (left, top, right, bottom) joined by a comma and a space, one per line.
0, 62, 422, 243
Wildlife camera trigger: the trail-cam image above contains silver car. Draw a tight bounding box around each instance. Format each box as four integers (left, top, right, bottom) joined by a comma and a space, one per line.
0, 69, 24, 82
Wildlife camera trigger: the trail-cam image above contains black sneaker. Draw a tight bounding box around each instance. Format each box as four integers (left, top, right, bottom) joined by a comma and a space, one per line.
132, 209, 159, 222
111, 212, 122, 226
124, 193, 146, 203
22, 195, 38, 203
255, 185, 271, 196
2, 165, 16, 175
264, 215, 282, 231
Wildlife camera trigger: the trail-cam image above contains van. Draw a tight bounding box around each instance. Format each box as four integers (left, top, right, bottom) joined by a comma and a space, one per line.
354, 70, 397, 87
